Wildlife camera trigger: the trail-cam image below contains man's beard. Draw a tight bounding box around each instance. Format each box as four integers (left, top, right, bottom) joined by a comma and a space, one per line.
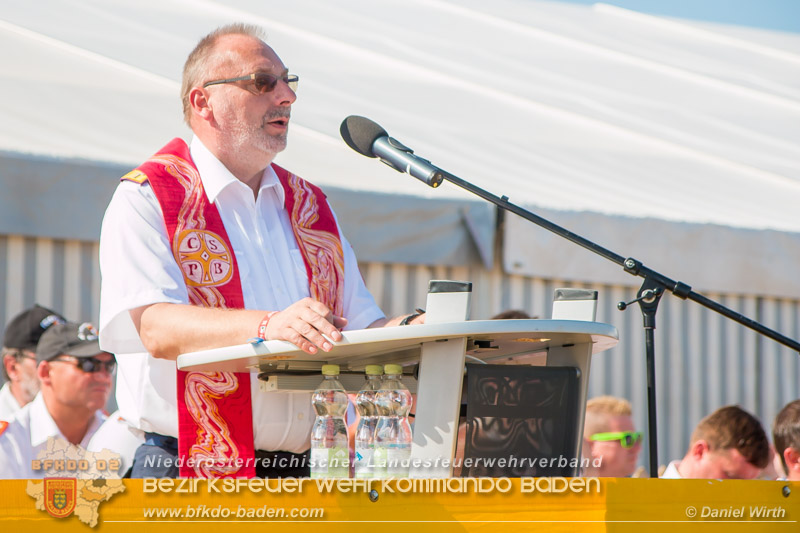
258, 107, 290, 153
19, 373, 40, 404
226, 108, 290, 158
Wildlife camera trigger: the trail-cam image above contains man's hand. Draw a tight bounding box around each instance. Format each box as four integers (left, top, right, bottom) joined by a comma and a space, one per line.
132, 300, 346, 360
265, 297, 347, 355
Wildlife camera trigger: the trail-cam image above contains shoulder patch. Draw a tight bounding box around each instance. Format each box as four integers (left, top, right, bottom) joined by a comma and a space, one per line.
0, 420, 8, 437
121, 169, 149, 184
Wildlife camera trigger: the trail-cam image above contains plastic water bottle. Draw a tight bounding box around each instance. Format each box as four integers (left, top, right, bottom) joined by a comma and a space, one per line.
373, 364, 413, 478
310, 365, 349, 478
354, 365, 383, 478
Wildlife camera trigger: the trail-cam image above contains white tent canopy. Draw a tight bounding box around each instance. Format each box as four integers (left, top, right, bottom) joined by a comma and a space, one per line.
1, 0, 799, 296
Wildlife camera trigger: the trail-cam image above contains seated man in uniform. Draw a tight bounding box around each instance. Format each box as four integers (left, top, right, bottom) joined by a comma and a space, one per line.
0, 305, 65, 420
772, 399, 800, 481
661, 405, 769, 479
0, 322, 115, 478
98, 23, 424, 479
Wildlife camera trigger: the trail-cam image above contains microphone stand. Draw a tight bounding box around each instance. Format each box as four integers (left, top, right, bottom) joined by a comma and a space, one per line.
436, 169, 800, 478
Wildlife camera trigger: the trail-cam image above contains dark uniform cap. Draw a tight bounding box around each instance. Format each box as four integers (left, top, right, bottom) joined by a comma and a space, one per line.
3, 304, 66, 351
36, 322, 104, 363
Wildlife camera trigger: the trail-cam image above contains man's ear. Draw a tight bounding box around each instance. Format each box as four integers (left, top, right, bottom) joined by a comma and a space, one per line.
2, 354, 17, 380
690, 439, 710, 460
189, 87, 213, 122
785, 447, 800, 473
37, 361, 51, 386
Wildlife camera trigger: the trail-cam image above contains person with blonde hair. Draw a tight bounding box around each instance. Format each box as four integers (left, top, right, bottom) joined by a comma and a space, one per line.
582, 395, 642, 477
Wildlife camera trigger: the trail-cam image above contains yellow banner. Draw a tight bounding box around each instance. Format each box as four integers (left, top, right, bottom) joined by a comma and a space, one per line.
0, 478, 796, 532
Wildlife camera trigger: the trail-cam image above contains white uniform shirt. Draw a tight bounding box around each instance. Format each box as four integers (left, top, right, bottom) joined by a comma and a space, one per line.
0, 394, 105, 479
0, 383, 22, 421
98, 136, 384, 453
86, 410, 144, 476
660, 460, 682, 479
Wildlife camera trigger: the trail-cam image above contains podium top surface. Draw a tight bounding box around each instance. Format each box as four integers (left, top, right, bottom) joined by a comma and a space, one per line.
176, 319, 618, 374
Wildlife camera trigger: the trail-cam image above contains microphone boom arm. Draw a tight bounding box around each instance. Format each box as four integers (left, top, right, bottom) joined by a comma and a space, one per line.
440, 169, 800, 352
438, 167, 800, 479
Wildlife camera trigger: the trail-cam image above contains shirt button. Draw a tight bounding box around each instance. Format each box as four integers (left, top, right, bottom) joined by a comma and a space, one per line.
297, 412, 304, 420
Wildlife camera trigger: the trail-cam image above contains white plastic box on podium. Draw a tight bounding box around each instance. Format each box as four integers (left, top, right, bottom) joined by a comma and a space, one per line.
423, 280, 473, 324
551, 288, 598, 321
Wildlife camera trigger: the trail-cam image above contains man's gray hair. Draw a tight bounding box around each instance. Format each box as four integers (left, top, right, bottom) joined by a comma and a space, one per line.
181, 23, 267, 125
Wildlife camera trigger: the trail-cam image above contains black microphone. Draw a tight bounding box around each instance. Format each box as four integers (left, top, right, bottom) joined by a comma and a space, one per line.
340, 115, 444, 188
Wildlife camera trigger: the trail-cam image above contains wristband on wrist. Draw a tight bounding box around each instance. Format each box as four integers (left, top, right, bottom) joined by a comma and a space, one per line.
257, 311, 279, 340
399, 308, 425, 326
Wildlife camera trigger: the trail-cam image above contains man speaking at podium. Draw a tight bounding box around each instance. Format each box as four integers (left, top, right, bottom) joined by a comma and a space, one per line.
99, 23, 423, 479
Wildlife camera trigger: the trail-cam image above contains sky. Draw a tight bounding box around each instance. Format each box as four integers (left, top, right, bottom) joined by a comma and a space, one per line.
553, 0, 800, 34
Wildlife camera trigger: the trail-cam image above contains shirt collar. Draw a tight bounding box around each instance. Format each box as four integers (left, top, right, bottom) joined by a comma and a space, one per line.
189, 136, 284, 205
0, 382, 21, 412
29, 394, 62, 447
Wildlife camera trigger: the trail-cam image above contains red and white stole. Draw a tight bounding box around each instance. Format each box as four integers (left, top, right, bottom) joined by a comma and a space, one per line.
122, 138, 345, 477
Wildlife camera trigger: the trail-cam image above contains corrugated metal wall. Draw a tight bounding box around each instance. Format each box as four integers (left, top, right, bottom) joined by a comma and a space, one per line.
358, 261, 800, 469
2, 234, 798, 469
0, 235, 100, 329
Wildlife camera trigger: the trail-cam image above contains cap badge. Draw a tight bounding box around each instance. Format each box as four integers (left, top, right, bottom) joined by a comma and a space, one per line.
77, 323, 99, 341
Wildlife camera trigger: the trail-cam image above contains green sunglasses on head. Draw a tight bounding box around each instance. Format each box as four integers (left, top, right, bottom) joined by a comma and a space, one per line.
589, 431, 642, 448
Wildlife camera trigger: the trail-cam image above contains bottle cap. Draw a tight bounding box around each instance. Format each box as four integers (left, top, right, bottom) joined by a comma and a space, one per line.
365, 365, 383, 375
321, 364, 340, 376
384, 364, 402, 376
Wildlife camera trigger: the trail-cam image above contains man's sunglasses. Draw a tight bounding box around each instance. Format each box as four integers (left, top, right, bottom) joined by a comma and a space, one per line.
589, 431, 642, 448
49, 356, 116, 374
203, 72, 299, 94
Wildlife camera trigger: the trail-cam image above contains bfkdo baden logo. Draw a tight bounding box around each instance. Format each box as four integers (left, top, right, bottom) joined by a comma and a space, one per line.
44, 478, 77, 518
26, 437, 126, 528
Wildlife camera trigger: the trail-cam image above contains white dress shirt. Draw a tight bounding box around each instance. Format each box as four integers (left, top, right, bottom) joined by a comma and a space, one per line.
0, 394, 105, 479
0, 383, 22, 422
86, 410, 144, 476
98, 136, 384, 453
660, 460, 682, 479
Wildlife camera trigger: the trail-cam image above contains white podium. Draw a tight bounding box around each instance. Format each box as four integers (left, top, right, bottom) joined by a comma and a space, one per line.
177, 319, 618, 477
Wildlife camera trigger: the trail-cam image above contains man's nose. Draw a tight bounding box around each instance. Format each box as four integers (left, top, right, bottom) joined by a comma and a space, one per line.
272, 78, 297, 105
